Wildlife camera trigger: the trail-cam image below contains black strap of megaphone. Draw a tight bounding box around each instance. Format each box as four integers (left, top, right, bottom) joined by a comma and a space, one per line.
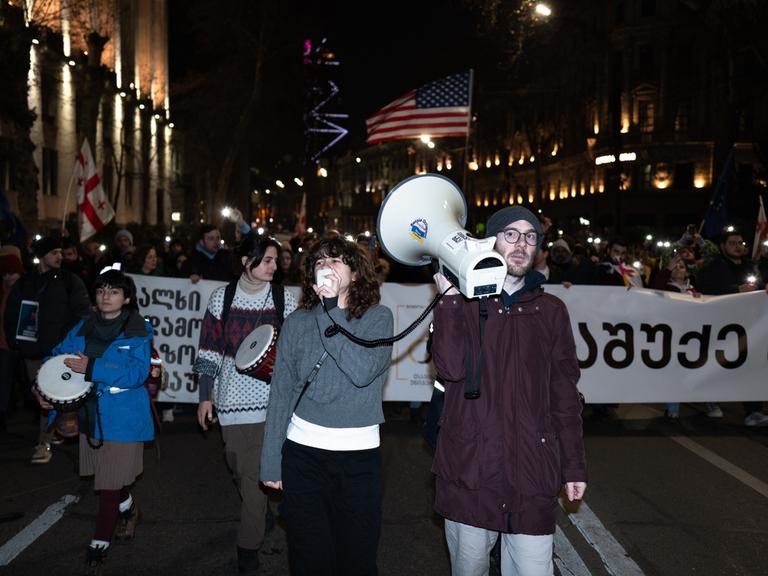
463, 297, 488, 400
322, 285, 455, 348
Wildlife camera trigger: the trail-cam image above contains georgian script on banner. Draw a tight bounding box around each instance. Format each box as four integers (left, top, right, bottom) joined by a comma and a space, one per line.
131, 275, 225, 403
546, 285, 768, 403
130, 275, 437, 404
130, 276, 768, 404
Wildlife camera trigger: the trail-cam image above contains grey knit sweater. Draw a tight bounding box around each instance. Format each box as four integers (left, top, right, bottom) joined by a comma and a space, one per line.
260, 302, 394, 481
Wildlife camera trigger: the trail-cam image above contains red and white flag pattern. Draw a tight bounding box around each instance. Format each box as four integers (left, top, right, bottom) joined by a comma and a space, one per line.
295, 191, 307, 235
75, 139, 114, 242
752, 195, 767, 262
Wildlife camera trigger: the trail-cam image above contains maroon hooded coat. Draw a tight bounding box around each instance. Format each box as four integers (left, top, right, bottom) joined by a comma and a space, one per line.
431, 287, 587, 535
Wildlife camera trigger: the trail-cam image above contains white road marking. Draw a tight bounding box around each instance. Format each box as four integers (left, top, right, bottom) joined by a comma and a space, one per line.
669, 435, 768, 499
561, 500, 645, 576
554, 525, 591, 576
0, 494, 79, 566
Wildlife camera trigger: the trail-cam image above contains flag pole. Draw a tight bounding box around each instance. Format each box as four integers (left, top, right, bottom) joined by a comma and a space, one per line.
461, 69, 474, 196
60, 165, 77, 233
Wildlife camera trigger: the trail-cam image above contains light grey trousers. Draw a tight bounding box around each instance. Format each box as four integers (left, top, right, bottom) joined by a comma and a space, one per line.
444, 519, 554, 576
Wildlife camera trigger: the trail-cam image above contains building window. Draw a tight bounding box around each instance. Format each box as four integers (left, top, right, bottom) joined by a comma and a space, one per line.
642, 164, 652, 190
638, 100, 655, 133
42, 148, 58, 196
674, 163, 693, 190
636, 45, 655, 77
641, 0, 656, 17
40, 73, 57, 125
674, 102, 689, 132
102, 160, 113, 199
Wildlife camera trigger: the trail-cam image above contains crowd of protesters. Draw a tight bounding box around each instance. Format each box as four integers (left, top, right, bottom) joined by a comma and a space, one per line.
2, 205, 768, 574
2, 213, 768, 434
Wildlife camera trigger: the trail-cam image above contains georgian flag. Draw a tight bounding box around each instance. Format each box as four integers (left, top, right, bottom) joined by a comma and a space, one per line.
75, 139, 114, 242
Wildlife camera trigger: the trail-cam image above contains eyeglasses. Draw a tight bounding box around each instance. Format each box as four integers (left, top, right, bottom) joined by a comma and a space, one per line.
500, 228, 539, 246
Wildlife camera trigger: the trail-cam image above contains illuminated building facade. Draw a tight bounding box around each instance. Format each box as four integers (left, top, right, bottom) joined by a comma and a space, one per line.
1, 0, 180, 234
333, 0, 765, 237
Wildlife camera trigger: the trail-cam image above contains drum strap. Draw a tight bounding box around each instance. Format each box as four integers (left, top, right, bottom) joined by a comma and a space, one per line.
221, 282, 285, 327
80, 388, 105, 449
293, 351, 329, 412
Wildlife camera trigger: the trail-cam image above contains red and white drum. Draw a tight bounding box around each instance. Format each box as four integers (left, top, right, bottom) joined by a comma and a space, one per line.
36, 354, 93, 412
235, 325, 278, 383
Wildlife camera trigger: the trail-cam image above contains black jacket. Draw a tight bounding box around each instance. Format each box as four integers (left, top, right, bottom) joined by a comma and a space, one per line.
3, 268, 92, 359
181, 247, 235, 282
697, 255, 763, 295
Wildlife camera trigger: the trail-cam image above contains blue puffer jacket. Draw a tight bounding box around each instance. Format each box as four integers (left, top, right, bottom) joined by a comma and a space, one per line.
50, 312, 154, 442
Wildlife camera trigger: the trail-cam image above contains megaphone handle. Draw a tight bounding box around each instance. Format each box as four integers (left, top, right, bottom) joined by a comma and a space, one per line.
322, 285, 455, 348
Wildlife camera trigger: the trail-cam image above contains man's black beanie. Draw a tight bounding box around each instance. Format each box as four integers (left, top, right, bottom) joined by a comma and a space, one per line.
32, 236, 62, 258
484, 206, 543, 239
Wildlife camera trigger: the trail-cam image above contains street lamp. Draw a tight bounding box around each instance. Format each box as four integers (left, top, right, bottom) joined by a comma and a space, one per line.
535, 3, 552, 17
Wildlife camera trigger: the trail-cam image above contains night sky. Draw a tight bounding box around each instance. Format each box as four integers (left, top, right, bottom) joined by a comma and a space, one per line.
168, 1, 490, 157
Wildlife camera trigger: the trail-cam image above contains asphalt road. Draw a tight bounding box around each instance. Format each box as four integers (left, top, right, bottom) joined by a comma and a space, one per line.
1, 402, 767, 576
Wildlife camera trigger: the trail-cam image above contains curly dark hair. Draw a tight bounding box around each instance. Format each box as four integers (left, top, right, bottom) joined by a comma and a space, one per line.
300, 236, 380, 319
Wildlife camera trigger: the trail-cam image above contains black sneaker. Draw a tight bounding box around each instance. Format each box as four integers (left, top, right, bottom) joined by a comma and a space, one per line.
237, 546, 260, 574
85, 545, 107, 575
114, 501, 141, 540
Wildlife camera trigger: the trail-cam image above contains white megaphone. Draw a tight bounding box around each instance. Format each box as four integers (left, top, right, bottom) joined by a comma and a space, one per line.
377, 174, 507, 298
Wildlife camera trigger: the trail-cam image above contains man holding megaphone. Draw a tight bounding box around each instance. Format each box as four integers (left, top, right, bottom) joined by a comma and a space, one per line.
430, 206, 587, 576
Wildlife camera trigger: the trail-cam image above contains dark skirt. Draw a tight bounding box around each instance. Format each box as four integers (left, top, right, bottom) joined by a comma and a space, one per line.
79, 434, 144, 490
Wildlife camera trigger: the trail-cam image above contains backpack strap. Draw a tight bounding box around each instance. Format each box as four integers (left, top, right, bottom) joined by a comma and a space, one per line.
220, 281, 238, 326
272, 283, 285, 327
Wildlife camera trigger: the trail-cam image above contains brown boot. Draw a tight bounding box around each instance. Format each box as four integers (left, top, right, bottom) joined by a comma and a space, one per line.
114, 501, 141, 540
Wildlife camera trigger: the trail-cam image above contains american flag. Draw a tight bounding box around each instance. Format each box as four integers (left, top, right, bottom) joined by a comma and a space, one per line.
365, 72, 471, 145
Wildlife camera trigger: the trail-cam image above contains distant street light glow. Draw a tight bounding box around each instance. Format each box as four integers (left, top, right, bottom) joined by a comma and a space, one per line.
595, 154, 616, 165
419, 134, 431, 144
294, 177, 303, 187
275, 180, 285, 188
535, 3, 552, 17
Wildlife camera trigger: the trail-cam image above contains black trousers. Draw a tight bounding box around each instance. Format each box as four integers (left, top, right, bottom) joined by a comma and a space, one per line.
281, 439, 381, 576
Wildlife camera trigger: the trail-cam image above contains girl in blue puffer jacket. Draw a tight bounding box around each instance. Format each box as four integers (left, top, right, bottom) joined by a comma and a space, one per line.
36, 269, 152, 574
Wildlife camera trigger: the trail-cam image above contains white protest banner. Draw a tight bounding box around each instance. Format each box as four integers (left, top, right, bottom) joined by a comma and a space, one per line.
131, 275, 768, 404
546, 285, 768, 403
132, 275, 225, 403
380, 283, 437, 402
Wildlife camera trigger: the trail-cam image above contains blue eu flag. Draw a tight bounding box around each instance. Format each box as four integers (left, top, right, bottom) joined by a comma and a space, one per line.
703, 149, 733, 239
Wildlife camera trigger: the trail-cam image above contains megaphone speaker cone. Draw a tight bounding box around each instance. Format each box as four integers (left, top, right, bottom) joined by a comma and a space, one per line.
376, 174, 467, 266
